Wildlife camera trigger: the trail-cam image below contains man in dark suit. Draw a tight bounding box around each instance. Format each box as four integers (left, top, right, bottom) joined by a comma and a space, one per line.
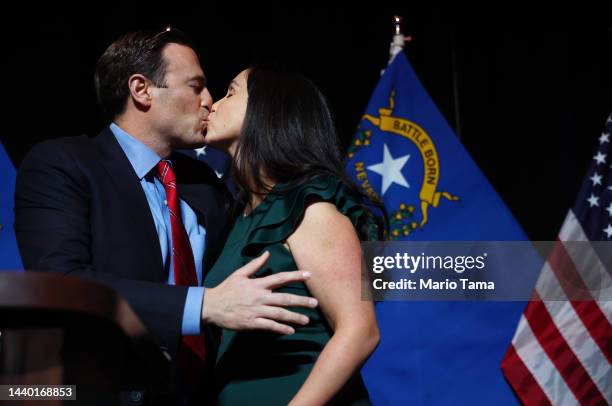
14, 28, 316, 404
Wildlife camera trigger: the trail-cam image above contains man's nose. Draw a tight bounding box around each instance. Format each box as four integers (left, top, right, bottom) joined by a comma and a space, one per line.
201, 88, 213, 111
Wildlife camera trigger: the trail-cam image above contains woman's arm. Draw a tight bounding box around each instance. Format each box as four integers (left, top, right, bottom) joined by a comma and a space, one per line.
286, 201, 380, 406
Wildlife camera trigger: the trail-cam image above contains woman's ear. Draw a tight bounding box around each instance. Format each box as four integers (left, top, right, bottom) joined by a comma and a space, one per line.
127, 74, 152, 109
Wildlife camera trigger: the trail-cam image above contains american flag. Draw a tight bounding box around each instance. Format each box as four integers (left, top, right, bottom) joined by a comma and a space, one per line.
501, 116, 612, 405
183, 145, 230, 181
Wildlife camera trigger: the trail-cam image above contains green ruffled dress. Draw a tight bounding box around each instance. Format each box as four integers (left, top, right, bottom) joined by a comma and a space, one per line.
203, 175, 374, 406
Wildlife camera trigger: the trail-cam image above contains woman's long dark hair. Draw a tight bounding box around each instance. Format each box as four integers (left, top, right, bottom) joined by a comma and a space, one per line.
232, 67, 386, 240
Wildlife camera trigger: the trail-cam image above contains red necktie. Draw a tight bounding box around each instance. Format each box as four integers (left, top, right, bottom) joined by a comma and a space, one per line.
155, 160, 206, 383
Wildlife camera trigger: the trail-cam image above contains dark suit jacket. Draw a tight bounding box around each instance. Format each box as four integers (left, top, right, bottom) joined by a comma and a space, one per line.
14, 127, 232, 364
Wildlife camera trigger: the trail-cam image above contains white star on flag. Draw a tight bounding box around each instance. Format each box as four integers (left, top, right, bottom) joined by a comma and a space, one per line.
367, 143, 411, 195
587, 193, 599, 207
593, 151, 606, 165
606, 203, 612, 217
590, 172, 602, 186
194, 146, 207, 158
599, 132, 610, 144
604, 224, 612, 238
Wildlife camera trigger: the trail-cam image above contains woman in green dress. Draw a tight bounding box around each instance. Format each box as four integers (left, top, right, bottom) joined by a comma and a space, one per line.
203, 67, 382, 405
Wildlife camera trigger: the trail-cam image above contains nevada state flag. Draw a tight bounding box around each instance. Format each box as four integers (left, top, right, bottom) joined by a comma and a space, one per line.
348, 52, 530, 405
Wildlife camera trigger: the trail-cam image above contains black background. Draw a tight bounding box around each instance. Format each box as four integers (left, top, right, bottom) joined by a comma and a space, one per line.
2, 5, 611, 240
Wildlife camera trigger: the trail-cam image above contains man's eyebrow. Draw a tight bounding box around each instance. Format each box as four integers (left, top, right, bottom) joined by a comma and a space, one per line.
188, 75, 207, 85
229, 80, 239, 88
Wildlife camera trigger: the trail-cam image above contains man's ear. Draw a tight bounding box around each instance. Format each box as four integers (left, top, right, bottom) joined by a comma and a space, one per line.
127, 74, 152, 109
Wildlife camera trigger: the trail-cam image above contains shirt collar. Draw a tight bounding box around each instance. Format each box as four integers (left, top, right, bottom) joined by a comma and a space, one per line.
109, 123, 162, 180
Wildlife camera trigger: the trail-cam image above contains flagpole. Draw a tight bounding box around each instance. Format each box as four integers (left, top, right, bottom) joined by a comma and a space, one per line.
387, 16, 412, 66
450, 27, 463, 140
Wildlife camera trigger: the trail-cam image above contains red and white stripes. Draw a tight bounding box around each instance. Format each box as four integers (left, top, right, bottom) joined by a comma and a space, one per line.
502, 210, 612, 406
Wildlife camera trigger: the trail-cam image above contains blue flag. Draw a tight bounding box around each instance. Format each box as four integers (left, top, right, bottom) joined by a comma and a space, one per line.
347, 52, 527, 404
180, 145, 233, 192
0, 140, 23, 271
180, 145, 230, 181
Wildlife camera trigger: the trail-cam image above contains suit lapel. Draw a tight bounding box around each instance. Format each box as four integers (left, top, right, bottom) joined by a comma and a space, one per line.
94, 128, 164, 279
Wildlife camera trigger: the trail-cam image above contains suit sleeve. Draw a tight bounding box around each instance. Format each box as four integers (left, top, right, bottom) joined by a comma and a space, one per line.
14, 141, 189, 355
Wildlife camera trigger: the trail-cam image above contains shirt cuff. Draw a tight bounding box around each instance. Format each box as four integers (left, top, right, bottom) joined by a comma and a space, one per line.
181, 287, 205, 336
